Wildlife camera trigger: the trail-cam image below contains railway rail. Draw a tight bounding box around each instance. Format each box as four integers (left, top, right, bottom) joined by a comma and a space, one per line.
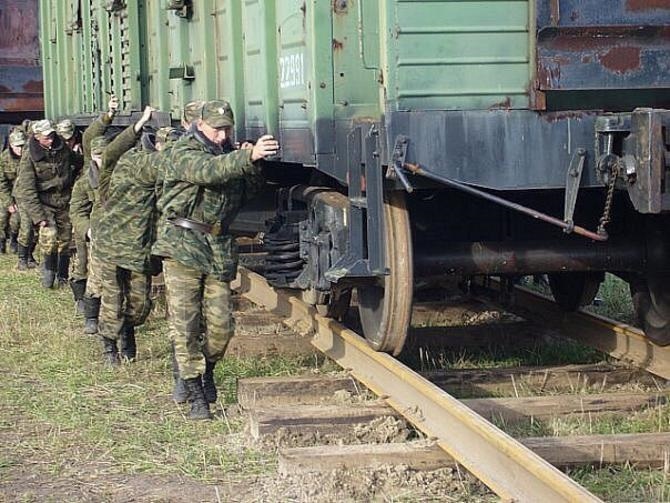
233, 266, 615, 502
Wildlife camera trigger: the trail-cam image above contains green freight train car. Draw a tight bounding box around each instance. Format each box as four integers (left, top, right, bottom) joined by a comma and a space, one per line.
39, 0, 670, 353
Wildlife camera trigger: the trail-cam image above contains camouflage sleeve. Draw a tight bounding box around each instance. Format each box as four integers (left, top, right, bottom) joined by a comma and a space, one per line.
171, 148, 259, 185
136, 151, 158, 186
13, 153, 46, 224
0, 153, 11, 208
69, 175, 92, 242
99, 124, 139, 202
82, 113, 113, 161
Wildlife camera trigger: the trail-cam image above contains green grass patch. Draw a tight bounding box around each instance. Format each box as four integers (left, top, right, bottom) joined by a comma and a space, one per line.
0, 254, 326, 483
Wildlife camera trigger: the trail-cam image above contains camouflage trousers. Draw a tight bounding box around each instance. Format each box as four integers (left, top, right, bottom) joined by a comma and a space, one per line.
84, 239, 103, 297
38, 207, 72, 255
16, 208, 35, 247
99, 262, 152, 341
0, 209, 20, 240
163, 259, 235, 379
71, 238, 89, 282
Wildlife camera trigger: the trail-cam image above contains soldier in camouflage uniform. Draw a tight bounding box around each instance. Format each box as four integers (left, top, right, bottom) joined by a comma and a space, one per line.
94, 109, 172, 365
13, 119, 83, 288
69, 96, 119, 331
0, 130, 26, 254
153, 100, 277, 419
56, 119, 83, 155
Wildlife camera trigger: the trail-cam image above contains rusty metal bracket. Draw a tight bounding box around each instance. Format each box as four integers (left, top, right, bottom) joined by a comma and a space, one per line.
388, 136, 414, 193
563, 148, 586, 231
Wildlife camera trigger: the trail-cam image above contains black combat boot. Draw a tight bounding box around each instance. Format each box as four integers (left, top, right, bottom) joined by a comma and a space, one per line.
83, 296, 100, 334
41, 253, 58, 288
202, 360, 218, 404
119, 323, 136, 361
56, 251, 70, 287
70, 279, 87, 315
183, 377, 213, 420
9, 232, 18, 254
17, 244, 29, 271
27, 240, 37, 268
171, 343, 189, 403
101, 336, 119, 366
0, 239, 6, 254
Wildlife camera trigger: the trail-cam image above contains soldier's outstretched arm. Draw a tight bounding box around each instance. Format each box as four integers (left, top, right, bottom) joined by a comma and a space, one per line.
82, 94, 119, 159
171, 148, 260, 185
98, 106, 154, 201
14, 156, 45, 225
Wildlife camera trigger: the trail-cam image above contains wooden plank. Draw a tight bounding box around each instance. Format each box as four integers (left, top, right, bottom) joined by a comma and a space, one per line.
248, 402, 399, 439
523, 432, 670, 468
424, 364, 665, 398
278, 441, 450, 474
279, 433, 670, 473
463, 393, 667, 424
237, 375, 360, 409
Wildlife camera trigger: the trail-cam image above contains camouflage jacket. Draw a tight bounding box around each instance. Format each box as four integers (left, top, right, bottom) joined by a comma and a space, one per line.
88, 123, 140, 239
14, 135, 82, 224
0, 148, 21, 208
69, 172, 94, 244
68, 114, 113, 242
153, 133, 264, 280
95, 146, 159, 274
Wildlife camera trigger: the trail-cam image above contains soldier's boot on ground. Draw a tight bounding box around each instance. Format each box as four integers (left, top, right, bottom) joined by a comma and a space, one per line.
0, 239, 6, 254
41, 253, 58, 288
171, 343, 189, 403
9, 233, 18, 254
101, 336, 119, 366
17, 244, 29, 271
119, 323, 136, 361
56, 252, 70, 288
27, 241, 37, 268
70, 279, 87, 315
183, 377, 213, 420
83, 296, 100, 335
202, 360, 218, 404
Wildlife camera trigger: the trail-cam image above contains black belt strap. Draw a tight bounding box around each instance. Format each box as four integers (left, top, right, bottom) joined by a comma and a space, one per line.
168, 216, 223, 236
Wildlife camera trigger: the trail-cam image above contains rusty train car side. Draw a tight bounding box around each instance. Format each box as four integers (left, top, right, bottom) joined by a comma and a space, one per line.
0, 0, 43, 127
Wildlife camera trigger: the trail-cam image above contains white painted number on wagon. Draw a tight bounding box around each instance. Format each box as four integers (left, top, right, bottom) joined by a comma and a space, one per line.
280, 53, 305, 89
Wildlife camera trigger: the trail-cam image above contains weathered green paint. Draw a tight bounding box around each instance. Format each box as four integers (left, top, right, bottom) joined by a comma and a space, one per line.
42, 0, 536, 130
383, 0, 531, 111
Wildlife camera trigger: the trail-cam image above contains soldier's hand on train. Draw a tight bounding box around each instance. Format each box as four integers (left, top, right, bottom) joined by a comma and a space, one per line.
8, 204, 16, 214
251, 135, 279, 162
38, 220, 48, 228
134, 106, 156, 133
107, 95, 119, 118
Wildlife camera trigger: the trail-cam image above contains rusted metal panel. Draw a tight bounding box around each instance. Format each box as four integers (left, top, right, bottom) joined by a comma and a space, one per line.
535, 0, 670, 91
0, 0, 43, 114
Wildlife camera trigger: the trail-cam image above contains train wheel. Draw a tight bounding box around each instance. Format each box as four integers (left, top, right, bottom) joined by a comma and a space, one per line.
357, 192, 413, 355
630, 274, 670, 346
548, 272, 603, 312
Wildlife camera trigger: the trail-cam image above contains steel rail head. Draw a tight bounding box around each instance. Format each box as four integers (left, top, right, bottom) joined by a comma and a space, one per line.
232, 267, 603, 503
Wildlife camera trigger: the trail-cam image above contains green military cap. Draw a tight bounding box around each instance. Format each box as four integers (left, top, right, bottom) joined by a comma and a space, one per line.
201, 100, 234, 129
56, 119, 75, 139
90, 136, 110, 155
8, 129, 27, 147
183, 100, 204, 124
32, 119, 55, 136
